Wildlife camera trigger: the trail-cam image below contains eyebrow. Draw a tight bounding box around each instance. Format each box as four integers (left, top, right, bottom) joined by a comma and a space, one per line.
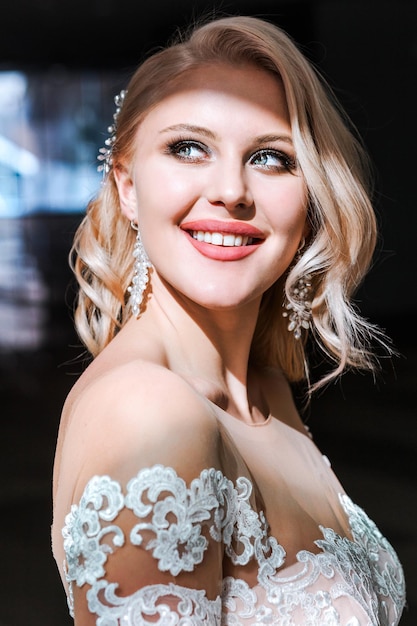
160, 124, 293, 146
160, 124, 217, 139
256, 134, 293, 145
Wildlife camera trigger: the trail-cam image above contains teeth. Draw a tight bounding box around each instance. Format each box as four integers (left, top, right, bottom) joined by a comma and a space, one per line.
223, 234, 239, 246
192, 231, 252, 246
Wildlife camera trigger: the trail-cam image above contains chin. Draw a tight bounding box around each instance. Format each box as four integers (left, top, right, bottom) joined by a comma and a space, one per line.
180, 288, 263, 313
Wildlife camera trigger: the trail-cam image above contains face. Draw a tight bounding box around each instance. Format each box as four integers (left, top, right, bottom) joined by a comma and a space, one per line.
116, 63, 308, 312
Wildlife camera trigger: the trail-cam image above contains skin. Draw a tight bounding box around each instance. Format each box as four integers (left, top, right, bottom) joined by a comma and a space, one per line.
114, 62, 308, 421
52, 65, 318, 614
117, 63, 307, 313
49, 65, 365, 626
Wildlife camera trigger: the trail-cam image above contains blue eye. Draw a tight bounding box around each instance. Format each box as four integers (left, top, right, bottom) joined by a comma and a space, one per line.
250, 149, 296, 172
167, 140, 209, 161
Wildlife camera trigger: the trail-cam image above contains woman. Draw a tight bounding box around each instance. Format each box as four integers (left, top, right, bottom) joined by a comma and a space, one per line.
51, 15, 406, 625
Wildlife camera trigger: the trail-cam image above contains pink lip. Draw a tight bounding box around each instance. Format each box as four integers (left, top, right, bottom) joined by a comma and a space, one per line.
180, 220, 265, 238
186, 235, 260, 260
181, 221, 264, 262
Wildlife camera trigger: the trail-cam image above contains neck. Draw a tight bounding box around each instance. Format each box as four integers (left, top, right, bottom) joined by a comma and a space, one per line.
153, 274, 260, 374
130, 273, 266, 422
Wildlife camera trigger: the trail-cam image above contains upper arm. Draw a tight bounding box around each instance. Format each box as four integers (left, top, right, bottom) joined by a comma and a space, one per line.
53, 365, 225, 624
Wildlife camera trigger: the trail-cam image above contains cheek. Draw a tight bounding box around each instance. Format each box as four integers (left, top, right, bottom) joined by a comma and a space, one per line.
136, 165, 199, 220
269, 179, 308, 230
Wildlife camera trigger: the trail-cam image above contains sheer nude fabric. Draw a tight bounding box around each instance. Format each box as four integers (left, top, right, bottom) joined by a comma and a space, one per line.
54, 410, 405, 625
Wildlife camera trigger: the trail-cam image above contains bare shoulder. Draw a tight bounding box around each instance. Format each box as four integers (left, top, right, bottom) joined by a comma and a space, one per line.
55, 360, 221, 502
260, 366, 307, 434
51, 359, 222, 583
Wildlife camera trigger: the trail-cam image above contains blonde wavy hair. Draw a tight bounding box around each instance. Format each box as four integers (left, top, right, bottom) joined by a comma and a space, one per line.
71, 15, 386, 391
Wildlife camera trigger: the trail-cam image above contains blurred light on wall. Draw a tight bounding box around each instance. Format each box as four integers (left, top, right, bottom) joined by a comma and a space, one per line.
0, 68, 122, 218
0, 67, 123, 350
0, 219, 48, 349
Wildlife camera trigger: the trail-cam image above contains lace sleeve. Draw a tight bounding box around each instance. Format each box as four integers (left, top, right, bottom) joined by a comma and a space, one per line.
62, 463, 242, 625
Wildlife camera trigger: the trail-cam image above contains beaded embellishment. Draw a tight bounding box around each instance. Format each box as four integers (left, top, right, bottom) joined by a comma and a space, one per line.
282, 273, 312, 339
97, 89, 127, 178
127, 225, 152, 317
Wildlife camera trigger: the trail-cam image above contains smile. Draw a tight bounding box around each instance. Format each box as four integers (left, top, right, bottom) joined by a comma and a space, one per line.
181, 220, 264, 261
191, 231, 253, 247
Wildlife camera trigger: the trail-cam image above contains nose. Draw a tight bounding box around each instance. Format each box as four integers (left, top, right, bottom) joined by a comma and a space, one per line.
206, 159, 253, 213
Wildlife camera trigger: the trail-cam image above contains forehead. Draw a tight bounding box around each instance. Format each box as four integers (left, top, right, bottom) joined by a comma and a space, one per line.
137, 63, 290, 134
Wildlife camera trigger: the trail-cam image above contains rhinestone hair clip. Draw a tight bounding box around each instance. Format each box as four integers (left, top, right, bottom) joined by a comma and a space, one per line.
97, 89, 127, 178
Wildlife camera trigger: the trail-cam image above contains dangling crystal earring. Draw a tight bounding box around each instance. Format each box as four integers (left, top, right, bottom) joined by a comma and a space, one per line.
282, 274, 312, 339
127, 221, 152, 317
282, 239, 312, 339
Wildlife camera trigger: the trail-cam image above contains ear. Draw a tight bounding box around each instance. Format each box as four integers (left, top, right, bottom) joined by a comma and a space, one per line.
113, 166, 138, 222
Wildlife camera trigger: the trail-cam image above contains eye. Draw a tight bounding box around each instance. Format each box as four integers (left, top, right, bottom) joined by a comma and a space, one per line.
250, 149, 296, 172
166, 139, 210, 162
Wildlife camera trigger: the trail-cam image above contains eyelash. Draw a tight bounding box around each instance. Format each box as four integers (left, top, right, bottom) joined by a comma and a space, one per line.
249, 148, 297, 172
165, 138, 209, 161
165, 138, 297, 172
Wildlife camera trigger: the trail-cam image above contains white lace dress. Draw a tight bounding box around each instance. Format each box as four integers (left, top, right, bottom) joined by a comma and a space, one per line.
58, 412, 406, 625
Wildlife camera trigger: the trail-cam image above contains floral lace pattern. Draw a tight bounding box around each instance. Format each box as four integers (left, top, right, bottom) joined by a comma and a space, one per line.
62, 465, 405, 625
87, 581, 221, 625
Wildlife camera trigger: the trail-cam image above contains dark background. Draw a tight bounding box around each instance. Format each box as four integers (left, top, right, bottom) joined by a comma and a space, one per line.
0, 1, 416, 624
